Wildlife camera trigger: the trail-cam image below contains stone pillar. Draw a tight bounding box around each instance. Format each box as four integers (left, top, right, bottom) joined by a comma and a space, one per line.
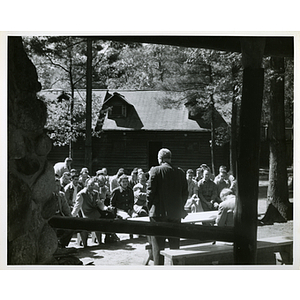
8, 37, 57, 264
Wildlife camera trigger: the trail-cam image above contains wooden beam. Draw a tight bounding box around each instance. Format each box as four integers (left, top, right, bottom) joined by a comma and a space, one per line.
48, 216, 234, 242
234, 38, 265, 264
87, 36, 293, 57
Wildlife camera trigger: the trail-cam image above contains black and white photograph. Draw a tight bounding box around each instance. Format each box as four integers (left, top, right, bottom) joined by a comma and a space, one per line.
4, 33, 296, 269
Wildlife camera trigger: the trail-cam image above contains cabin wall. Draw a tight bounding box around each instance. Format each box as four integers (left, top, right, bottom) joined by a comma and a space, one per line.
47, 131, 229, 175
92, 131, 229, 175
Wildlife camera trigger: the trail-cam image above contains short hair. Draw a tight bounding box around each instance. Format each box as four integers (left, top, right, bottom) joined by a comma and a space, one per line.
220, 188, 233, 201
118, 174, 129, 184
186, 169, 194, 174
219, 165, 227, 171
70, 169, 77, 173
80, 167, 89, 174
200, 164, 209, 169
96, 169, 104, 176
158, 148, 172, 160
65, 157, 72, 162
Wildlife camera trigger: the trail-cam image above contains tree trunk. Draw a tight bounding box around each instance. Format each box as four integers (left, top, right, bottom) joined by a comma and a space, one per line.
85, 37, 93, 172
68, 52, 74, 158
260, 57, 293, 224
230, 63, 240, 177
208, 65, 216, 175
210, 94, 216, 176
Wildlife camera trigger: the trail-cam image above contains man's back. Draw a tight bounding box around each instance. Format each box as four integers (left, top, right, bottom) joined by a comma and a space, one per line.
147, 162, 188, 219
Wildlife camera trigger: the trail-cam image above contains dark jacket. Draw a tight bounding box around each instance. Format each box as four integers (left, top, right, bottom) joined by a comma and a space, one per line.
147, 162, 188, 219
111, 186, 134, 213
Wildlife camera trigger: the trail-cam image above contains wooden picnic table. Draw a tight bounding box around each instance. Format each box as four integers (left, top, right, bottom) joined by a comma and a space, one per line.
128, 210, 218, 224
128, 210, 219, 265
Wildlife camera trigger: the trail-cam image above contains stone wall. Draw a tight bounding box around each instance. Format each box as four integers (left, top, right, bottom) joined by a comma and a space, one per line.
8, 37, 58, 264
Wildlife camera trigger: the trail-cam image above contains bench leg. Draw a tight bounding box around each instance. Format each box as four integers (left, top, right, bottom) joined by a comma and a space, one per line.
143, 255, 151, 265
277, 245, 293, 265
164, 257, 185, 265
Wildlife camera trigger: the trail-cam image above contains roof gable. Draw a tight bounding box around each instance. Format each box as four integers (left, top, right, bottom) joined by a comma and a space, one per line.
96, 90, 227, 132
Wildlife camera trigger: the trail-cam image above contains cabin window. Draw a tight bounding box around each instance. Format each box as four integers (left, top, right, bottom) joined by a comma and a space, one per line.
109, 104, 127, 118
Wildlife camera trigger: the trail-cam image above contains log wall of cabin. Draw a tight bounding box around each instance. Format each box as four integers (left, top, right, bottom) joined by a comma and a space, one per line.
47, 131, 229, 175
92, 131, 229, 175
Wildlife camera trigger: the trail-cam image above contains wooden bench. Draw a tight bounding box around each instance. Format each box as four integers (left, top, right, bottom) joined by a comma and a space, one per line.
160, 236, 293, 265
144, 238, 214, 265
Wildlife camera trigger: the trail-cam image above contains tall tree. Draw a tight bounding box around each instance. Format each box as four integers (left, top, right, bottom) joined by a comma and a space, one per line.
260, 57, 293, 224
23, 36, 125, 153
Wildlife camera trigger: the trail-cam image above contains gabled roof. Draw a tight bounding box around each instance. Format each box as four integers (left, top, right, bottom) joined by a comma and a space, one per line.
96, 90, 227, 132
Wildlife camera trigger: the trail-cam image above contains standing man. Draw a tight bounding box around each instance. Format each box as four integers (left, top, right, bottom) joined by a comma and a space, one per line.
147, 148, 188, 265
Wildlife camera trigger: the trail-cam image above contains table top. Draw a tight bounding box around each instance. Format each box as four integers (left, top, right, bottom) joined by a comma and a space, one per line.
128, 210, 218, 224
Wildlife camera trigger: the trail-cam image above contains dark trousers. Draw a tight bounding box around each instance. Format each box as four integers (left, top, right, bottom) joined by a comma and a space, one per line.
57, 229, 74, 247
150, 217, 180, 265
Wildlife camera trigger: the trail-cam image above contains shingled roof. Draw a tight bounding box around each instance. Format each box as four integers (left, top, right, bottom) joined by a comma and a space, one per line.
96, 90, 226, 132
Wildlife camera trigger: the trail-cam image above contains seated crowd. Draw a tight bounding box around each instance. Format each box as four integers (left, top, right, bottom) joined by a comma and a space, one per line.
53, 158, 236, 249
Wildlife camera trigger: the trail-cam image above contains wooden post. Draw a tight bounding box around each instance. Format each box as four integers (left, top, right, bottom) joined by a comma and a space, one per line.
234, 38, 265, 264
85, 37, 92, 172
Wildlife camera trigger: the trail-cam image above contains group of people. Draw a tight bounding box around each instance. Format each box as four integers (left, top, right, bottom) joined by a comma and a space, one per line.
184, 164, 236, 215
52, 150, 237, 265
53, 158, 150, 248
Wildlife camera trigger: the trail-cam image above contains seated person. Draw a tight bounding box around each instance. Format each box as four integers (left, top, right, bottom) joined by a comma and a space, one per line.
110, 168, 125, 192
129, 168, 139, 189
53, 179, 74, 248
184, 169, 203, 213
214, 165, 236, 194
96, 174, 111, 206
215, 188, 236, 226
198, 169, 219, 211
94, 176, 118, 243
132, 172, 149, 217
214, 172, 231, 201
64, 173, 81, 209
110, 174, 134, 220
71, 177, 110, 247
194, 167, 203, 182
78, 167, 90, 188
60, 172, 71, 190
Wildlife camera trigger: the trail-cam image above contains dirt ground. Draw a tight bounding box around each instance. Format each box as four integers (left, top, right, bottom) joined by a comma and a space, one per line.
63, 180, 294, 267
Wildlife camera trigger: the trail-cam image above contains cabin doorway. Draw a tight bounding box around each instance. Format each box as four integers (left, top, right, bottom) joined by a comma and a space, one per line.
148, 141, 163, 170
